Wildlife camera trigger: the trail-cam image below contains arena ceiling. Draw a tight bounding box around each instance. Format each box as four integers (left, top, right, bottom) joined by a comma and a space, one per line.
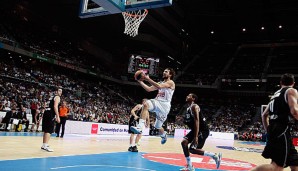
1, 0, 298, 69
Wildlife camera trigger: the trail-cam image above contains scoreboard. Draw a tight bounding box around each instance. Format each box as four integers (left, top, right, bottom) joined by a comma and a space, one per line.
128, 54, 159, 76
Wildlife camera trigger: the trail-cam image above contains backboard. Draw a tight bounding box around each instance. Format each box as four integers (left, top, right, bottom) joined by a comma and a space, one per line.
79, 0, 172, 18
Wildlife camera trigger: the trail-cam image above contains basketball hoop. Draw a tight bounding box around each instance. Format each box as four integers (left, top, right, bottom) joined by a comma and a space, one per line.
122, 9, 148, 37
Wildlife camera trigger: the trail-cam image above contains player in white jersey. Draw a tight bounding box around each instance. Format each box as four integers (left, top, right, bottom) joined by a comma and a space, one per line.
131, 68, 175, 144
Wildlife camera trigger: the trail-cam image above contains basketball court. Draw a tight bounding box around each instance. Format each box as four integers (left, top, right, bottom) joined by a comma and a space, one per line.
1, 132, 293, 171
0, 1, 295, 171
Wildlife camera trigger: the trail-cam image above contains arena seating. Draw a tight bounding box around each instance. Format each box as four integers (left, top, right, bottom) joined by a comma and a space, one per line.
1, 15, 298, 139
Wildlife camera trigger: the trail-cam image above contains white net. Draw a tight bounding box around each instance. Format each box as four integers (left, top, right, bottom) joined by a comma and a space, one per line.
122, 9, 148, 37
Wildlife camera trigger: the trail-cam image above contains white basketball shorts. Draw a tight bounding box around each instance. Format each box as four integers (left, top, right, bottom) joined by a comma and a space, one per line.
146, 99, 171, 129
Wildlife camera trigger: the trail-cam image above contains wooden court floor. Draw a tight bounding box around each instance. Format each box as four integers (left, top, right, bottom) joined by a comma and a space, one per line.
0, 132, 293, 171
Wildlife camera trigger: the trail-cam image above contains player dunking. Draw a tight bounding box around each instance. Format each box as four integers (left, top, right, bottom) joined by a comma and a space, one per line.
180, 93, 222, 171
41, 88, 62, 152
250, 73, 298, 171
131, 68, 175, 144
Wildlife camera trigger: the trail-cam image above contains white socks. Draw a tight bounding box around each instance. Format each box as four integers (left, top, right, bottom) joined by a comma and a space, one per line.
186, 156, 192, 167
204, 151, 215, 158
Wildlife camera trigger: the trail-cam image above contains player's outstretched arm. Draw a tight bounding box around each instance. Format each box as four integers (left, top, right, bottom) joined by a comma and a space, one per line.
144, 75, 174, 89
137, 80, 158, 92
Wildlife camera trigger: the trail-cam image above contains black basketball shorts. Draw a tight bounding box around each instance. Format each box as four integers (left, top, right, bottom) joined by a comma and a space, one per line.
42, 110, 55, 134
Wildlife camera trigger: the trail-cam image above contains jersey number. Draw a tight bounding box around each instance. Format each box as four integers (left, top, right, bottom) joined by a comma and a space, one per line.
186, 113, 190, 119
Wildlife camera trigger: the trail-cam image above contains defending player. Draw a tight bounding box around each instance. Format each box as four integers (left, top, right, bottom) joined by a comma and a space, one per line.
41, 88, 62, 152
250, 73, 298, 171
180, 93, 222, 171
128, 99, 149, 152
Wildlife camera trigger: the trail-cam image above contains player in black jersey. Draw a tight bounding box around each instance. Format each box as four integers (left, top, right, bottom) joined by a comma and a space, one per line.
251, 74, 298, 171
128, 99, 149, 152
41, 88, 62, 152
180, 93, 222, 171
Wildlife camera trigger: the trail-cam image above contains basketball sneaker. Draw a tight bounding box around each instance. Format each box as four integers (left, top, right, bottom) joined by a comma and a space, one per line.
41, 146, 54, 152
213, 152, 222, 169
180, 165, 195, 171
130, 126, 142, 134
131, 146, 138, 152
128, 146, 132, 152
161, 132, 167, 144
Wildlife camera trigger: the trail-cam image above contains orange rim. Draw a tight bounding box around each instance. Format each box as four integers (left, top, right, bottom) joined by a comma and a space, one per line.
123, 9, 148, 17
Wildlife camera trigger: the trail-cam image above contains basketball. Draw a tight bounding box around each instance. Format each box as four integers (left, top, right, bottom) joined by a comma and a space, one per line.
134, 70, 145, 81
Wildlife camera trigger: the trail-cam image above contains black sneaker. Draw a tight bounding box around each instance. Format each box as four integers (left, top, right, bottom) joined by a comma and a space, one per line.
128, 146, 133, 151
131, 146, 138, 152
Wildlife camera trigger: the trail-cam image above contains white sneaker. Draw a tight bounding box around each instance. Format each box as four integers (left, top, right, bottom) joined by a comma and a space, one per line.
213, 152, 222, 169
130, 126, 142, 134
180, 165, 195, 171
41, 146, 54, 152
161, 132, 167, 145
